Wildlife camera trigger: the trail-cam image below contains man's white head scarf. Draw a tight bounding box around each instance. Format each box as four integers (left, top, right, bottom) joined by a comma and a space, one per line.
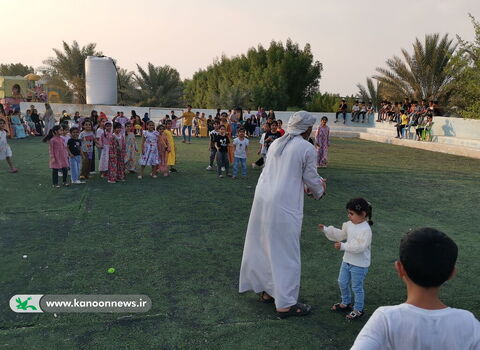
271, 111, 316, 157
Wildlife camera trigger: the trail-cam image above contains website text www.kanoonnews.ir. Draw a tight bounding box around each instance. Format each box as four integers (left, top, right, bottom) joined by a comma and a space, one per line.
9, 294, 152, 313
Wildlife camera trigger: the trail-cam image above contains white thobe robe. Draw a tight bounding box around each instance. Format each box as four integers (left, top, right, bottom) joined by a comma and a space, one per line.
239, 135, 325, 308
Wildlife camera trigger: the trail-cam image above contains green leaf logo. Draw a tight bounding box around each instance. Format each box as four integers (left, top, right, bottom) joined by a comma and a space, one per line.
15, 297, 38, 311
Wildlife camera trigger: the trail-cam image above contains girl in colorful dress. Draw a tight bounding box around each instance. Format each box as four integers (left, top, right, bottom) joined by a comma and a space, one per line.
98, 121, 113, 178
0, 118, 18, 173
138, 121, 160, 179
108, 122, 127, 183
156, 124, 171, 177
315, 116, 330, 168
125, 122, 138, 173
79, 119, 95, 180
43, 125, 69, 188
164, 120, 177, 173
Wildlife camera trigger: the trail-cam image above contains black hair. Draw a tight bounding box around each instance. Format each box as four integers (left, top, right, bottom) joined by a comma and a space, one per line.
156, 124, 165, 131
112, 122, 122, 130
238, 127, 246, 132
70, 127, 79, 133
270, 121, 278, 126
61, 123, 69, 131
399, 228, 457, 288
219, 125, 226, 129
346, 198, 373, 226
321, 116, 328, 122
213, 120, 220, 125
42, 125, 61, 142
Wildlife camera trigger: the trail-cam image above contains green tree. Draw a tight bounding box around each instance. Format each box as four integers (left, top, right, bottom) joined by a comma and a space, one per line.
42, 41, 102, 103
184, 39, 322, 109
374, 34, 457, 104
117, 68, 140, 106
134, 63, 184, 107
306, 92, 340, 112
0, 63, 34, 76
450, 15, 480, 119
356, 78, 383, 110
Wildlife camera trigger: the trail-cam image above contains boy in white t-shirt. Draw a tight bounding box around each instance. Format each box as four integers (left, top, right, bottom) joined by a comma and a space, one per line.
351, 227, 480, 350
232, 127, 249, 179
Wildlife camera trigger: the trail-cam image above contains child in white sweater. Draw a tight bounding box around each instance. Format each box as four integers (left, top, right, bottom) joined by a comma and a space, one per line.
319, 197, 373, 320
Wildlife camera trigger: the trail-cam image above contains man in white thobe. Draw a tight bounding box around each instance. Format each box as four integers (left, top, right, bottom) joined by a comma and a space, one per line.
239, 111, 326, 318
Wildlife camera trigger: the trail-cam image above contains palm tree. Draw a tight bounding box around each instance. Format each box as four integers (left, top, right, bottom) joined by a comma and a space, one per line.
42, 41, 101, 103
134, 63, 184, 107
356, 78, 382, 110
117, 68, 139, 106
374, 34, 457, 104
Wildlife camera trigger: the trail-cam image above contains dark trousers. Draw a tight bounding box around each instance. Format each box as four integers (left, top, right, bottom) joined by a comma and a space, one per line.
336, 111, 346, 121
52, 168, 68, 185
216, 151, 229, 175
209, 148, 217, 167
397, 124, 406, 137
254, 156, 264, 167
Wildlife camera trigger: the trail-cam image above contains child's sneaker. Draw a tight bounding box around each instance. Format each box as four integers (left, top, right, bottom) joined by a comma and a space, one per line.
206, 165, 212, 170
221, 167, 225, 172
218, 175, 224, 178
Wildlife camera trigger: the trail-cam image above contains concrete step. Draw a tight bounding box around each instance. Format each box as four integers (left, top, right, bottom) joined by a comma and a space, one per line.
358, 133, 480, 159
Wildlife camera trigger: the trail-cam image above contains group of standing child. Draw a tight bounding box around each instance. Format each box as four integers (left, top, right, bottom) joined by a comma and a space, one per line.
40, 116, 177, 187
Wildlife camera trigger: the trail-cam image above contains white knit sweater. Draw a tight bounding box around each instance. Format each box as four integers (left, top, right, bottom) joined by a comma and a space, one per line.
323, 221, 372, 268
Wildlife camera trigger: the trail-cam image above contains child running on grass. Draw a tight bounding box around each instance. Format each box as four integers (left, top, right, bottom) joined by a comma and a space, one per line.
43, 125, 69, 188
351, 227, 480, 349
138, 121, 159, 179
0, 118, 18, 173
318, 197, 373, 320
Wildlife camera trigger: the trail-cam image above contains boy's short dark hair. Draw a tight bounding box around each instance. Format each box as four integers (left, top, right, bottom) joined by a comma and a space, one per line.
238, 127, 245, 132
400, 228, 458, 288
70, 127, 79, 133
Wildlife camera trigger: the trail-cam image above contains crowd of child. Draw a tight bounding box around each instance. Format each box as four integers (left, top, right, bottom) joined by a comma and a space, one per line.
2, 102, 479, 348
1, 105, 333, 181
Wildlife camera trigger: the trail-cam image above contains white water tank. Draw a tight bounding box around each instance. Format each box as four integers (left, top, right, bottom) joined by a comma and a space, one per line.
85, 56, 117, 105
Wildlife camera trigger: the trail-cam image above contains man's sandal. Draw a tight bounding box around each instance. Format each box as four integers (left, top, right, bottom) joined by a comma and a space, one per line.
276, 303, 312, 319
331, 303, 352, 312
258, 291, 274, 304
346, 310, 364, 320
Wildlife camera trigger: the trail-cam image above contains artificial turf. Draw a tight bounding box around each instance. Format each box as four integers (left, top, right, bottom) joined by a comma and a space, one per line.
0, 136, 479, 349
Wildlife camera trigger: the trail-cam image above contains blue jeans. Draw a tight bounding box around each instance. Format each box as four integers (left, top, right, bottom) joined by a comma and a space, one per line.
232, 157, 246, 176
231, 123, 238, 137
70, 155, 81, 182
338, 261, 368, 311
182, 125, 192, 142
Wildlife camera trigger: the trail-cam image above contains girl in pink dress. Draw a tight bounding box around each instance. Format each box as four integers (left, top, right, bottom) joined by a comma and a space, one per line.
156, 124, 171, 176
43, 125, 70, 187
315, 116, 330, 168
108, 122, 127, 183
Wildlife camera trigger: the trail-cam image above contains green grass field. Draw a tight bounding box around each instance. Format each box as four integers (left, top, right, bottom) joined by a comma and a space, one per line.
1, 136, 479, 349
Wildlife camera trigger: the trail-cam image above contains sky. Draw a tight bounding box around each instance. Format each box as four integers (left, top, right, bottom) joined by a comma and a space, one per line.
2, 0, 480, 96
